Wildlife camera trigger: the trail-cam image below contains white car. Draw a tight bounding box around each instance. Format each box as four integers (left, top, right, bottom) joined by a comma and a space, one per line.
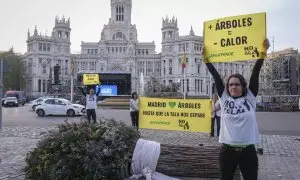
35, 98, 85, 117
28, 97, 44, 111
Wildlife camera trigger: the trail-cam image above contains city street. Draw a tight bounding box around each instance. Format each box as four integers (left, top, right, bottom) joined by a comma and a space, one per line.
1, 0, 300, 179
2, 105, 300, 136
1, 105, 300, 179
1, 105, 132, 127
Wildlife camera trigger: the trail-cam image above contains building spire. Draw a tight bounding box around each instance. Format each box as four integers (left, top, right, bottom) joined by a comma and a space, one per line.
189, 26, 194, 36
27, 29, 30, 38
34, 25, 38, 35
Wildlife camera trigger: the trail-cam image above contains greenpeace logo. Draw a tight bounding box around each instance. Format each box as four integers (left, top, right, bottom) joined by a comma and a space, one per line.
208, 52, 234, 58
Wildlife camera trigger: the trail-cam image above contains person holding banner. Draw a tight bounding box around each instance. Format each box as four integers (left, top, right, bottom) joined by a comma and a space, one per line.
79, 86, 100, 124
129, 92, 139, 129
204, 39, 270, 180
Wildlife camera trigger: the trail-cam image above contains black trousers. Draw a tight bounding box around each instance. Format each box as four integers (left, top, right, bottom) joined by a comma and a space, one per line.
86, 109, 96, 123
219, 144, 258, 180
211, 116, 221, 136
130, 111, 139, 128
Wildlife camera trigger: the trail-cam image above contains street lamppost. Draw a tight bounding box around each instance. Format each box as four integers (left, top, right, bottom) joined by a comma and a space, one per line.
0, 59, 3, 129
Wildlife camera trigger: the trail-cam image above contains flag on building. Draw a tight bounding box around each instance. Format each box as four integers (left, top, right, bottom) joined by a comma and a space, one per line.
182, 44, 187, 68
70, 58, 75, 75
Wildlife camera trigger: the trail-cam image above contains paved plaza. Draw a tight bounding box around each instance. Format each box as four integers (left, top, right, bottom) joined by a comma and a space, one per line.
0, 106, 300, 179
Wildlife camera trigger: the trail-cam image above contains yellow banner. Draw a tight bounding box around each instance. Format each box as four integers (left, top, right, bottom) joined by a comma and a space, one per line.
83, 74, 99, 85
203, 12, 266, 63
139, 97, 212, 133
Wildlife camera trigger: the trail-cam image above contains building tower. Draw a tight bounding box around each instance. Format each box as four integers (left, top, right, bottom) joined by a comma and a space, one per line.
51, 16, 71, 86
111, 0, 132, 24
52, 16, 71, 42
161, 16, 179, 42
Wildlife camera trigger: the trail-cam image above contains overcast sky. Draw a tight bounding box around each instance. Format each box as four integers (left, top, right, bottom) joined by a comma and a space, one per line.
0, 0, 299, 54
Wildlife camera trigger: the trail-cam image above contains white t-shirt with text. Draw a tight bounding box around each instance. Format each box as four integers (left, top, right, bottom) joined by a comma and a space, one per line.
218, 89, 259, 145
86, 95, 97, 110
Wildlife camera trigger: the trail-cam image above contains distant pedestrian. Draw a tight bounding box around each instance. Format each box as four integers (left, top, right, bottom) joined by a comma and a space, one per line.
130, 92, 139, 129
211, 94, 221, 137
79, 86, 100, 124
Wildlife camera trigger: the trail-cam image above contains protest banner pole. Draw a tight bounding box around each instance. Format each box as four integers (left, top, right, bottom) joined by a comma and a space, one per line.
70, 74, 74, 102
183, 68, 186, 99
0, 59, 3, 129
70, 58, 74, 103
183, 43, 187, 99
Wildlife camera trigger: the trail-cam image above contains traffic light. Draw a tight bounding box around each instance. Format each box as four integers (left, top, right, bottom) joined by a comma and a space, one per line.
54, 64, 60, 84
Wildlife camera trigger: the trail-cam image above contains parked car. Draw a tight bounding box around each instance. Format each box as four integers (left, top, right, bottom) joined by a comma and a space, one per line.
3, 90, 26, 106
28, 97, 45, 111
35, 98, 85, 117
3, 97, 19, 107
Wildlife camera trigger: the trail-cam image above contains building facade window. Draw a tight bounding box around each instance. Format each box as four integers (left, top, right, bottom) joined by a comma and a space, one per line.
47, 44, 50, 52
42, 80, 46, 92
155, 61, 161, 76
168, 67, 172, 75
38, 79, 41, 92
138, 61, 144, 75
200, 79, 203, 92
28, 59, 33, 74
65, 32, 69, 38
206, 85, 209, 95
39, 43, 42, 51
116, 5, 124, 21
42, 64, 46, 74
168, 59, 172, 75
146, 61, 153, 76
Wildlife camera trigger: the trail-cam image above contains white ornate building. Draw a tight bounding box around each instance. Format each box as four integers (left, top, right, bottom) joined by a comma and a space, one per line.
23, 0, 251, 98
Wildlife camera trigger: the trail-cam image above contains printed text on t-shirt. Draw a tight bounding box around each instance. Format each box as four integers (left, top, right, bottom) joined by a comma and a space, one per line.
223, 99, 251, 115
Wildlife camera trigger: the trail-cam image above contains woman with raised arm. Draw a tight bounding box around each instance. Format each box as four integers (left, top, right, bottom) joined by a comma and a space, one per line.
204, 39, 270, 180
79, 86, 100, 124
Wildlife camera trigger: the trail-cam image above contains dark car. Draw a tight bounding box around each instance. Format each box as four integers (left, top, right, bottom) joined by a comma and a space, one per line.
3, 90, 26, 106
3, 97, 19, 107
